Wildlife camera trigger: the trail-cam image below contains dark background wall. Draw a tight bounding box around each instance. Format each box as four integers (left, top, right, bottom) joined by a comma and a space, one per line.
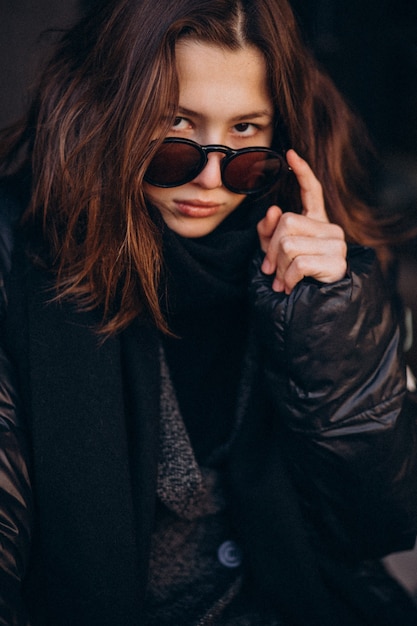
292, 0, 417, 156
0, 0, 81, 129
291, 0, 417, 224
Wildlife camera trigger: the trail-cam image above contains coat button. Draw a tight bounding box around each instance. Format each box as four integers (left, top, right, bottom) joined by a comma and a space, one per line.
217, 540, 242, 568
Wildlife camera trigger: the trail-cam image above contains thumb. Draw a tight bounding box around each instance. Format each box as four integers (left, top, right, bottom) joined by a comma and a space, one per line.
257, 205, 282, 253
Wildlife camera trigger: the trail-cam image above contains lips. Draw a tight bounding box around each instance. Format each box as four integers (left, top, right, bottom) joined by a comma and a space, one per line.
174, 199, 222, 217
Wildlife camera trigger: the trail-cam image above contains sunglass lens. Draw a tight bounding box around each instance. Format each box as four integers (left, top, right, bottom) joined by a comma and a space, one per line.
224, 151, 282, 193
145, 142, 203, 187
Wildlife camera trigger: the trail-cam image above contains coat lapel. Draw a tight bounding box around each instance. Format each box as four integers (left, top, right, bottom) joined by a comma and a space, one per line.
25, 263, 159, 625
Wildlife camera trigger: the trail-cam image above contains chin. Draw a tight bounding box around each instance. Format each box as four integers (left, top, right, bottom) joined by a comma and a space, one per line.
164, 217, 224, 238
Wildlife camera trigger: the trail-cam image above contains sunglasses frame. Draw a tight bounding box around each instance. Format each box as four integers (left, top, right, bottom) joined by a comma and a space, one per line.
144, 137, 286, 195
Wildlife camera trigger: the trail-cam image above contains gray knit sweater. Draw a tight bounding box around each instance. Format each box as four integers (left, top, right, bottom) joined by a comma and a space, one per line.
144, 351, 282, 626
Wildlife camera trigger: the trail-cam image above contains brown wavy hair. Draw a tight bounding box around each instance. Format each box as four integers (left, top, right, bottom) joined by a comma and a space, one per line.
0, 0, 385, 334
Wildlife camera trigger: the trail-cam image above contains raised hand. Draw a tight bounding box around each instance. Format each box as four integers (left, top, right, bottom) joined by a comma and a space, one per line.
257, 149, 347, 294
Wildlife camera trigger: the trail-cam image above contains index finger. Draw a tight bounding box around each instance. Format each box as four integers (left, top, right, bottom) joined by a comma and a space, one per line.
286, 149, 328, 223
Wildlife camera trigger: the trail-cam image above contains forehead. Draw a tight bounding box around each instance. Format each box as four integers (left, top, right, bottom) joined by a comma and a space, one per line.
174, 41, 273, 119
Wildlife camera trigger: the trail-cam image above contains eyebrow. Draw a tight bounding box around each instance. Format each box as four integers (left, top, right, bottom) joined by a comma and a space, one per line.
177, 106, 273, 122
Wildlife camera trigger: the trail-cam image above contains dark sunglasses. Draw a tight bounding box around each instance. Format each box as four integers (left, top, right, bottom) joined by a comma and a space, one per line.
144, 137, 286, 195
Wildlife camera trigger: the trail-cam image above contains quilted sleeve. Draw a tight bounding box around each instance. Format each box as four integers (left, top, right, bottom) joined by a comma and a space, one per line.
250, 245, 417, 559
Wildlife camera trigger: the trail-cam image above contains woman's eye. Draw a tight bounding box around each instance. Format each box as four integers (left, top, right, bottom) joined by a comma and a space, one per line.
233, 122, 256, 136
172, 116, 191, 131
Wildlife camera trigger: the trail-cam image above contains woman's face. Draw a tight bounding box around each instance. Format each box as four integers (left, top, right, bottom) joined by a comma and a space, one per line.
144, 40, 274, 238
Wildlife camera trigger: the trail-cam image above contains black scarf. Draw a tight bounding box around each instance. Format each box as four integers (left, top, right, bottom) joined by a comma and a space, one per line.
158, 196, 268, 462
159, 195, 268, 316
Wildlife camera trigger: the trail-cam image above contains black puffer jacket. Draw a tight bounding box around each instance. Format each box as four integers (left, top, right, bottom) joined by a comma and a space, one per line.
0, 181, 417, 626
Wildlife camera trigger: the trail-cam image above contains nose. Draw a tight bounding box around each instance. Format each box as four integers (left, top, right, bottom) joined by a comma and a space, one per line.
192, 152, 223, 189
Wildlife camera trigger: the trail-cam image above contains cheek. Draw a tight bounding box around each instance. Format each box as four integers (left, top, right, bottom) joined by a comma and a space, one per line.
143, 184, 170, 208
226, 194, 248, 213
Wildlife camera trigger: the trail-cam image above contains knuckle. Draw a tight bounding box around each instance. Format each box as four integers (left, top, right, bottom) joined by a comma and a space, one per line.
280, 211, 298, 231
291, 255, 305, 276
280, 235, 295, 257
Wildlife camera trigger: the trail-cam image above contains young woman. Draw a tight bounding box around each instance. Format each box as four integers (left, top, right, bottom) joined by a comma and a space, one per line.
0, 0, 416, 624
